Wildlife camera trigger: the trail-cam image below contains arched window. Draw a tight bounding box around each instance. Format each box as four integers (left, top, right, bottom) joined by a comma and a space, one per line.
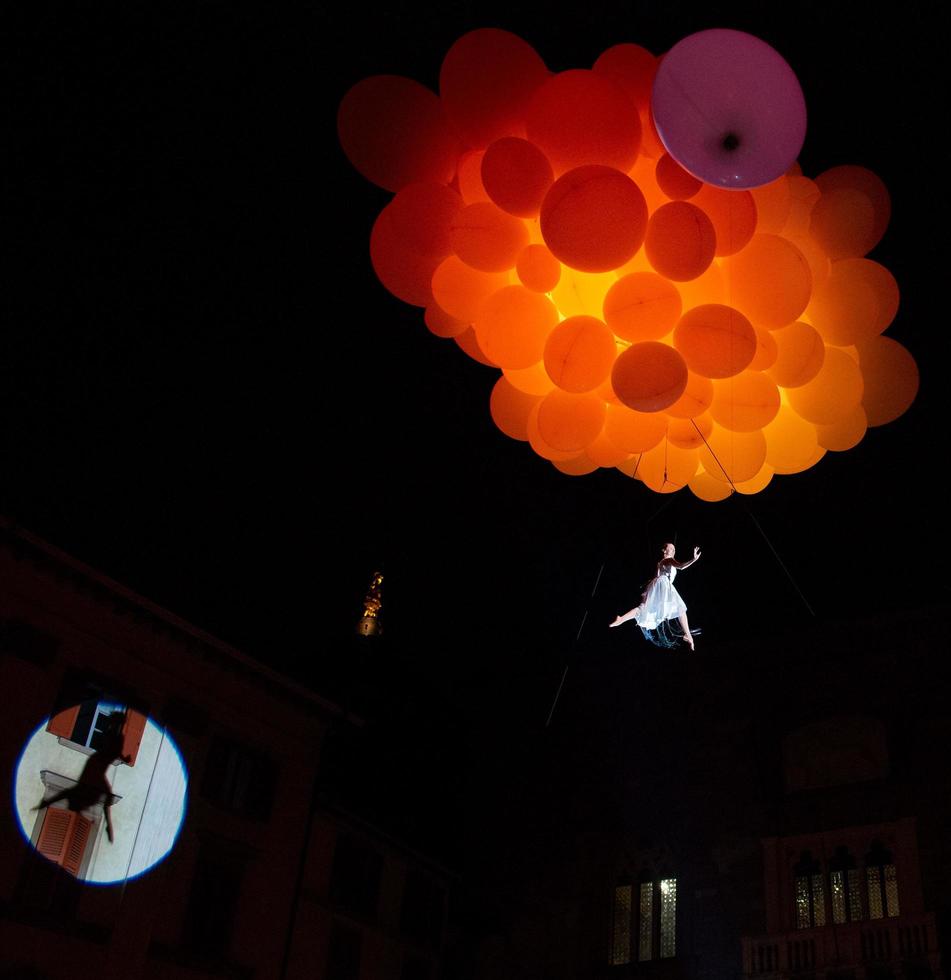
794, 851, 826, 929
610, 876, 633, 965
866, 842, 900, 919
829, 845, 862, 924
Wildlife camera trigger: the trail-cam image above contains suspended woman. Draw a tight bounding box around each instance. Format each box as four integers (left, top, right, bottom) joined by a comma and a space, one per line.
609, 543, 701, 650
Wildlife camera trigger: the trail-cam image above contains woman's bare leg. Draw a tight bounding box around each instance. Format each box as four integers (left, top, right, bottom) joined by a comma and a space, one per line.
610, 606, 641, 627
678, 612, 694, 649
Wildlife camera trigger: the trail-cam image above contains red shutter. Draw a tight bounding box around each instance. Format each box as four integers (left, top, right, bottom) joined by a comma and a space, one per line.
36, 809, 95, 877
36, 807, 72, 863
62, 815, 94, 877
47, 705, 80, 739
121, 710, 147, 766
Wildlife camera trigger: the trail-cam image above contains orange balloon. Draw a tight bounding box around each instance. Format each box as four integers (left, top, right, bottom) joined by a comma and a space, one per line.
691, 184, 757, 256
786, 346, 864, 424
675, 260, 727, 312
603, 272, 682, 342
644, 202, 717, 281
544, 316, 617, 392
592, 43, 657, 111
553, 455, 600, 475
636, 441, 698, 493
490, 376, 542, 440
628, 154, 668, 215
432, 255, 510, 322
699, 426, 767, 484
763, 405, 819, 474
516, 243, 561, 292
749, 325, 779, 371
338, 75, 460, 191
551, 267, 617, 317
612, 342, 688, 412
689, 470, 733, 501
667, 413, 712, 449
540, 166, 648, 272
370, 205, 439, 307
451, 201, 530, 272
666, 370, 714, 419
387, 182, 464, 258
735, 465, 774, 495
585, 431, 633, 467
425, 302, 468, 338
749, 175, 792, 234
454, 327, 498, 367
767, 321, 825, 388
856, 335, 919, 426
710, 372, 780, 432
813, 165, 891, 258
536, 390, 607, 451
527, 403, 585, 461
602, 403, 666, 452
722, 234, 812, 328
673, 305, 757, 378
481, 137, 554, 217
503, 360, 555, 395
786, 232, 831, 292
816, 405, 867, 451
806, 258, 899, 346
439, 29, 549, 148
655, 153, 701, 200
474, 285, 559, 369
525, 69, 641, 174
781, 176, 821, 239
456, 150, 491, 203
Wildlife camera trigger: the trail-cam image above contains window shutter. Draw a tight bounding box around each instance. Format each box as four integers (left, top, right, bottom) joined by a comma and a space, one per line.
62, 815, 94, 876
121, 710, 147, 766
36, 809, 95, 877
47, 705, 80, 739
36, 808, 73, 863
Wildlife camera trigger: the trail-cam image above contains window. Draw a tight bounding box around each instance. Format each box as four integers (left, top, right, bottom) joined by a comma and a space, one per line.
400, 868, 445, 945
609, 872, 677, 965
326, 922, 362, 980
829, 846, 862, 924
181, 839, 249, 959
47, 687, 147, 766
794, 852, 826, 929
866, 842, 900, 919
329, 833, 383, 920
200, 735, 277, 821
35, 808, 95, 878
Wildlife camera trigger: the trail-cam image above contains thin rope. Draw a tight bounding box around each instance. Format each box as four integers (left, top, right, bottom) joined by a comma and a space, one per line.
689, 419, 815, 616
119, 722, 167, 904
546, 562, 605, 727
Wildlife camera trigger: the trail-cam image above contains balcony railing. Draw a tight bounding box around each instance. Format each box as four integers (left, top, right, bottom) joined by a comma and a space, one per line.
742, 912, 938, 977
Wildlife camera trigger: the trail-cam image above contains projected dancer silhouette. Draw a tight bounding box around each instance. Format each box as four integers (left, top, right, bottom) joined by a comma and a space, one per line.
609, 543, 701, 650
33, 716, 130, 843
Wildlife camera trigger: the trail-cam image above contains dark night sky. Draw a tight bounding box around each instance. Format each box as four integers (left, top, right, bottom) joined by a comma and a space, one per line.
3, 2, 950, 728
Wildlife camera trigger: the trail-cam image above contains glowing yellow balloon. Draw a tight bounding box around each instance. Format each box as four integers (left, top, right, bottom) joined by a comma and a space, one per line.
636, 441, 699, 493
816, 405, 867, 451
689, 470, 734, 502
699, 426, 768, 484
603, 272, 682, 342
768, 320, 825, 388
709, 372, 780, 432
722, 234, 812, 328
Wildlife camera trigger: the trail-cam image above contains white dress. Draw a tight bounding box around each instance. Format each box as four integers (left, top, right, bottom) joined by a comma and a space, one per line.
634, 561, 687, 630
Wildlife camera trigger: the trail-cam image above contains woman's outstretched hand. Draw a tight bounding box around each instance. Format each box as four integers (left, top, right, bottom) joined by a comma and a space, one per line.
693, 546, 701, 560
609, 616, 622, 628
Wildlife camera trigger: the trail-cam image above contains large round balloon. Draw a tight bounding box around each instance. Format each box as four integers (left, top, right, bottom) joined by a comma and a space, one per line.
650, 29, 806, 189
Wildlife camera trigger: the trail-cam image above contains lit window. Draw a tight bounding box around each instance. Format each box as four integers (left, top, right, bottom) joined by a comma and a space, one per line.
865, 842, 900, 919
794, 852, 825, 929
659, 878, 677, 958
608, 873, 676, 964
829, 847, 862, 924
639, 881, 654, 961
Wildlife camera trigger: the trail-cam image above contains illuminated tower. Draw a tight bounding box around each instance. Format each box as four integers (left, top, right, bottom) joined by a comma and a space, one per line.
356, 570, 383, 637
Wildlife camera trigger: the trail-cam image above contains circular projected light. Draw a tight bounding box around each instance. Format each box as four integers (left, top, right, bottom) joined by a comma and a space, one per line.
13, 706, 188, 884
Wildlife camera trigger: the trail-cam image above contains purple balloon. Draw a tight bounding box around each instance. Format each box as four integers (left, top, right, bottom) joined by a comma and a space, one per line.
651, 29, 807, 190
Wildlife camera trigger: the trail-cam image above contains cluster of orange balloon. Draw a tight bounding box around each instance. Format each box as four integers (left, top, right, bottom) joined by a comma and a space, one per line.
337, 28, 917, 499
